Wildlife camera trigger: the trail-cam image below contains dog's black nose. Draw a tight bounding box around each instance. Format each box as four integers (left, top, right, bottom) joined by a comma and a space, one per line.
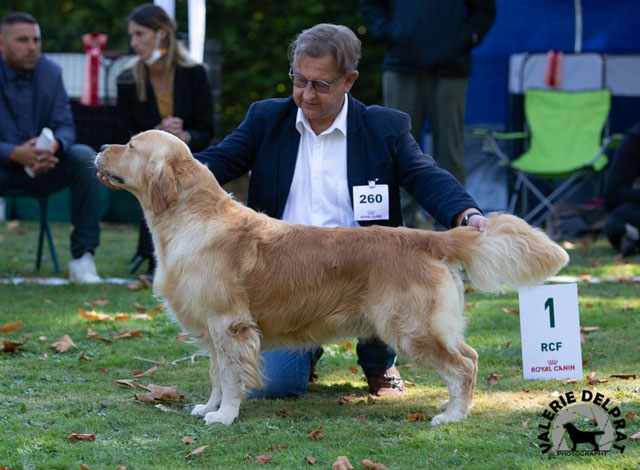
100, 144, 109, 152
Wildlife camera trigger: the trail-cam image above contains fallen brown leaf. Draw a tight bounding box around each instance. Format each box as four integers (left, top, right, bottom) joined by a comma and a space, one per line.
134, 393, 157, 403
92, 299, 110, 306
254, 454, 273, 465
126, 281, 146, 291
138, 274, 152, 289
154, 404, 171, 412
487, 373, 503, 385
115, 379, 136, 389
610, 374, 636, 380
408, 412, 424, 422
348, 366, 358, 374
1, 335, 30, 354
502, 341, 511, 349
307, 425, 323, 440
580, 326, 599, 333
79, 464, 91, 470
114, 330, 142, 340
362, 459, 386, 470
629, 431, 640, 440
50, 335, 76, 353
562, 378, 577, 385
86, 328, 112, 344
182, 436, 196, 444
586, 371, 608, 385
267, 444, 287, 451
625, 412, 636, 420
502, 307, 519, 316
522, 417, 532, 427
79, 354, 92, 361
332, 456, 354, 470
185, 445, 208, 459
275, 410, 292, 418
115, 314, 130, 321
78, 307, 113, 321
0, 320, 22, 333
305, 455, 317, 465
67, 433, 95, 442
464, 303, 472, 311
133, 302, 147, 312
130, 314, 153, 321
132, 365, 158, 377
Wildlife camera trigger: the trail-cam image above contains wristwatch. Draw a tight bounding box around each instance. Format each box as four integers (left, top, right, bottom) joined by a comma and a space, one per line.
460, 211, 484, 227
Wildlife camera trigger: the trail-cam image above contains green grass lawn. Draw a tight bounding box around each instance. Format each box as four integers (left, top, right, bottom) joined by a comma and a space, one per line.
0, 221, 639, 470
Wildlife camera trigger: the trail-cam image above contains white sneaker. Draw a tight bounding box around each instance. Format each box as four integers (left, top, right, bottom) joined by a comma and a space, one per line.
69, 252, 102, 284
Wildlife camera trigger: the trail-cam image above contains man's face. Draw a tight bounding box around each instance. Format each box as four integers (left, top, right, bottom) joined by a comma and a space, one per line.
0, 22, 41, 73
291, 54, 358, 134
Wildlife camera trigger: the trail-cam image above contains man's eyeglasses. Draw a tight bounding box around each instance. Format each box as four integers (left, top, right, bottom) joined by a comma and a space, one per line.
288, 69, 340, 94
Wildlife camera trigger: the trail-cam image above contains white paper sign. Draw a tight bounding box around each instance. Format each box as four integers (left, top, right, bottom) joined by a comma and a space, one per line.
519, 284, 582, 380
352, 183, 389, 221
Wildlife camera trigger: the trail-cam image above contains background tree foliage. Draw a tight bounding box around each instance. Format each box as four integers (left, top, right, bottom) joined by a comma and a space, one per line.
0, 1, 386, 136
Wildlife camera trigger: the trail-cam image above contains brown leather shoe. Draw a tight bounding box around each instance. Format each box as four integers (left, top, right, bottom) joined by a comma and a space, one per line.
364, 366, 405, 396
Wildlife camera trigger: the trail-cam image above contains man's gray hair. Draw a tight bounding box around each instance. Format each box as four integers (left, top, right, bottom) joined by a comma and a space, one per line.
289, 23, 361, 75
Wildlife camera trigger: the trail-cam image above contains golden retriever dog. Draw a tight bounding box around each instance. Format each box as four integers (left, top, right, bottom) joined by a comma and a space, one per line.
95, 130, 569, 426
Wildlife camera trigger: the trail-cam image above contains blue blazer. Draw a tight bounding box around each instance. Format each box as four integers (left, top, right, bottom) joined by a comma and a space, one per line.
195, 94, 479, 228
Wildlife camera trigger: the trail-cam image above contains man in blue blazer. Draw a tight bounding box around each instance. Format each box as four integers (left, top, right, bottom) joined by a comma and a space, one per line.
196, 23, 487, 398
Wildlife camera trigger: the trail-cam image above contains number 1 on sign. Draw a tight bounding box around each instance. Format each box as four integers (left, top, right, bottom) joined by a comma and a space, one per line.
545, 297, 555, 328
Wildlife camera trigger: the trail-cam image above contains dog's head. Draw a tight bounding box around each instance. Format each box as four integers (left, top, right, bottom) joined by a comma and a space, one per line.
96, 130, 193, 216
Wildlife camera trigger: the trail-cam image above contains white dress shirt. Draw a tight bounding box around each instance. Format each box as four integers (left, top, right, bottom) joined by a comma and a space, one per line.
282, 95, 357, 228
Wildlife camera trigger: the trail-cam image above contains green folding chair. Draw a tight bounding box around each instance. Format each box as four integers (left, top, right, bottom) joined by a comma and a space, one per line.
475, 88, 618, 226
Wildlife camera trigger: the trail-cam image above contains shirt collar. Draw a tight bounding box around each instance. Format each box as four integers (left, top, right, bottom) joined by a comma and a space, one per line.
0, 54, 33, 84
296, 93, 349, 137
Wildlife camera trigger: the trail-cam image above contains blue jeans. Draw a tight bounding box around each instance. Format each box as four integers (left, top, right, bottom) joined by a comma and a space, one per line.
248, 337, 396, 399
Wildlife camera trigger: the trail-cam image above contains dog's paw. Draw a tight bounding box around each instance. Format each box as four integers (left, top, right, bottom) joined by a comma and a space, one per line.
204, 410, 238, 426
430, 412, 465, 427
438, 400, 449, 411
191, 403, 216, 416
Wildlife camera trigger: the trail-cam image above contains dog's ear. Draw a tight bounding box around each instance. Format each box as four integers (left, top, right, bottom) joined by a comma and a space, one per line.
148, 163, 179, 216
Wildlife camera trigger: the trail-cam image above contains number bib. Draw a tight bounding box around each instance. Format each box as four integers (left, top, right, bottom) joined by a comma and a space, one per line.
353, 183, 389, 221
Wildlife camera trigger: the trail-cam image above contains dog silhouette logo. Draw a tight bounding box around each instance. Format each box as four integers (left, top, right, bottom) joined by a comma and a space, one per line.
561, 421, 605, 451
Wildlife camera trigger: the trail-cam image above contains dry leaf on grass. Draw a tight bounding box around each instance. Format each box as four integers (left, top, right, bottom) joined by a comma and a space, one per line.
130, 314, 153, 321
115, 379, 136, 389
0, 320, 22, 333
50, 335, 76, 353
67, 433, 95, 442
580, 326, 599, 333
348, 366, 358, 374
79, 354, 92, 361
332, 456, 354, 470
626, 412, 636, 420
586, 371, 608, 385
338, 340, 352, 350
114, 330, 142, 340
86, 328, 112, 344
522, 417, 532, 427
562, 378, 577, 385
154, 404, 171, 412
502, 341, 511, 349
254, 454, 273, 465
275, 410, 292, 418
1, 335, 30, 354
176, 332, 190, 342
133, 302, 146, 312
92, 299, 110, 306
267, 444, 287, 451
185, 445, 208, 459
182, 436, 196, 444
362, 459, 386, 470
629, 431, 640, 440
305, 456, 317, 465
78, 307, 113, 321
132, 365, 158, 377
307, 425, 323, 440
135, 383, 184, 404
79, 464, 91, 470
502, 307, 519, 316
487, 373, 503, 385
408, 412, 424, 422
609, 374, 636, 380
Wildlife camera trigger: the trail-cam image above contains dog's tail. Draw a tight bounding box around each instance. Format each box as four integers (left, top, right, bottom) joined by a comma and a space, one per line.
442, 213, 569, 292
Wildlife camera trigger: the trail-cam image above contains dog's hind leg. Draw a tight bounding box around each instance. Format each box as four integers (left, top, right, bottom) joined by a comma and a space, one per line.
437, 342, 477, 413
430, 343, 476, 426
191, 349, 222, 416
202, 316, 262, 426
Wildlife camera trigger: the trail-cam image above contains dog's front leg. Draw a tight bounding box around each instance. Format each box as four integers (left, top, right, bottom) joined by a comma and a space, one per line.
191, 349, 222, 416
202, 316, 262, 426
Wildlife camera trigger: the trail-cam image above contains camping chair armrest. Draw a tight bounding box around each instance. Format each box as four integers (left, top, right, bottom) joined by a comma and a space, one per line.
585, 134, 623, 168
472, 128, 529, 165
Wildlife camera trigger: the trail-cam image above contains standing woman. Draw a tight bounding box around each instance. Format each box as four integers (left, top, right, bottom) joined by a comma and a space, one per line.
117, 3, 214, 279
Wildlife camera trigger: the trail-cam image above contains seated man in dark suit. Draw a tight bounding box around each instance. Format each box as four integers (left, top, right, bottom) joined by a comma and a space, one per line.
0, 12, 101, 282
